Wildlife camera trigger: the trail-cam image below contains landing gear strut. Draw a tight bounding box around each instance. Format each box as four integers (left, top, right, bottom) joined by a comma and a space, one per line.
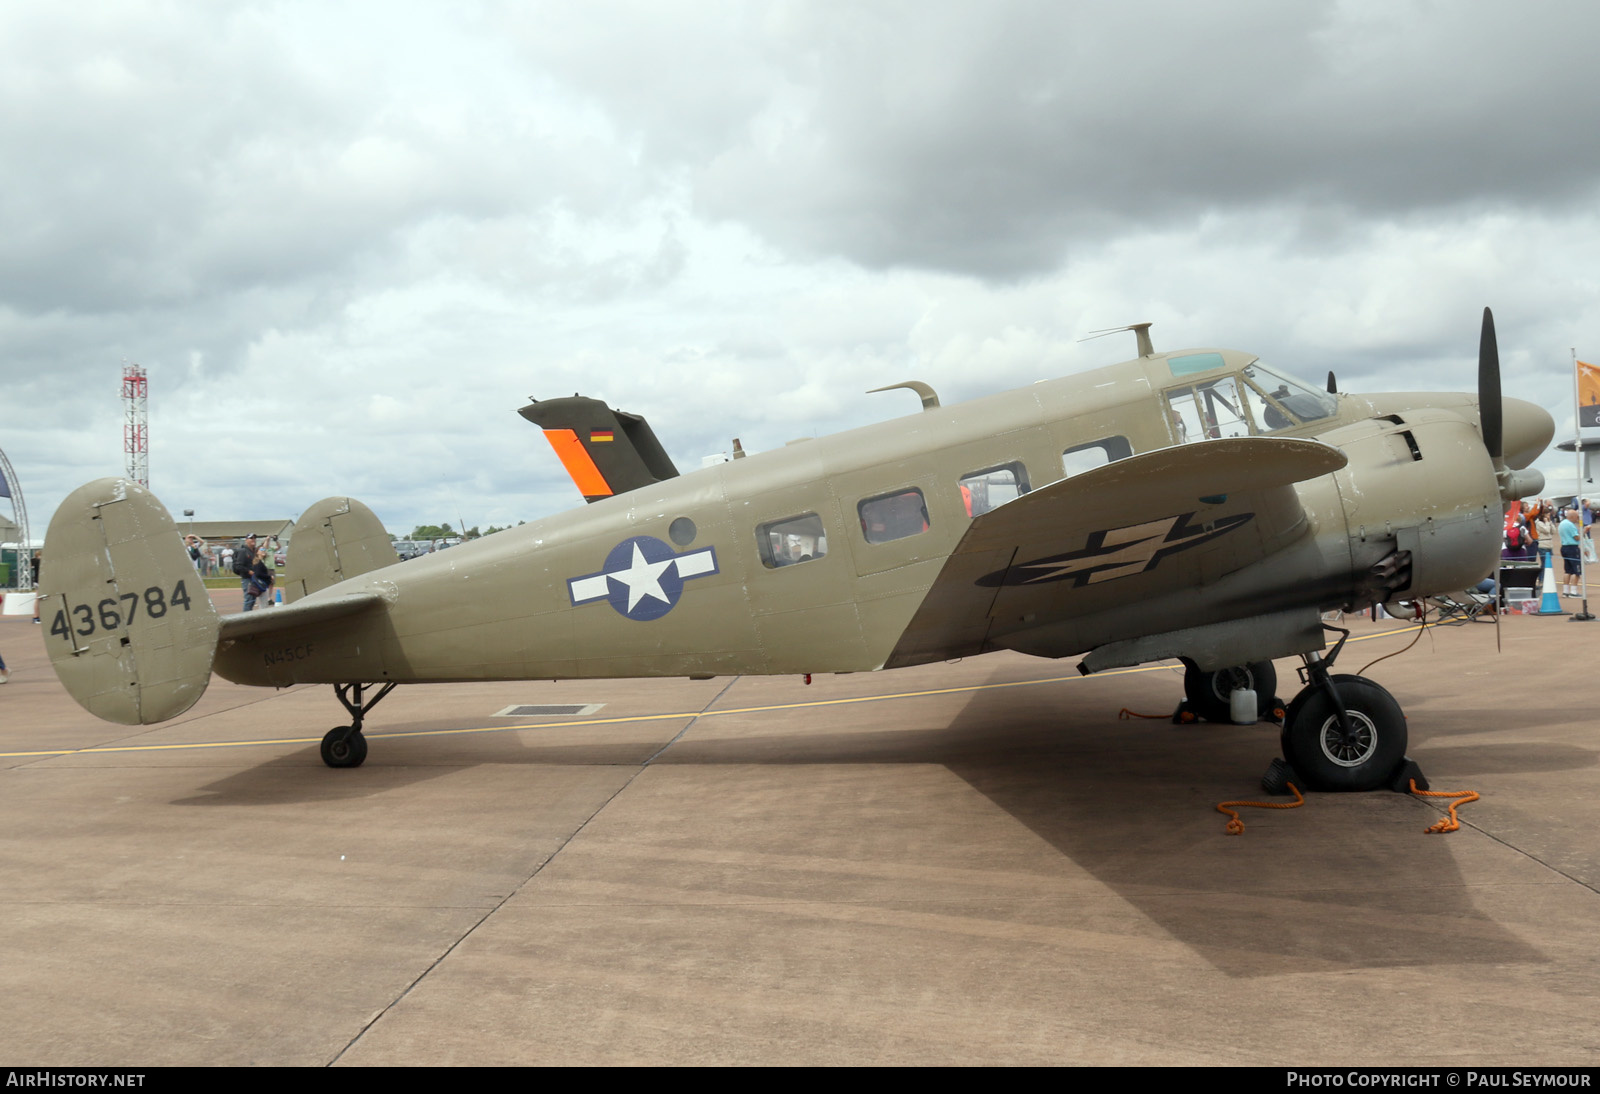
319, 682, 397, 769
1276, 626, 1412, 792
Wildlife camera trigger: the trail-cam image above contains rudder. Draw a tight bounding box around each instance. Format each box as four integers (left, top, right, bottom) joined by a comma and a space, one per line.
40, 478, 220, 725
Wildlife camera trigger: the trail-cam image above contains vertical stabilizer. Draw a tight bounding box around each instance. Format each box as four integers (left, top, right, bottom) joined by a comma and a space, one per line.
520, 396, 680, 503
40, 478, 219, 725
281, 497, 399, 603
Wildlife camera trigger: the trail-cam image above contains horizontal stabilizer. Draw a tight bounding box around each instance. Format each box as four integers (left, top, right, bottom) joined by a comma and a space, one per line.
40, 479, 220, 725
281, 497, 398, 603
218, 590, 389, 641
885, 437, 1347, 668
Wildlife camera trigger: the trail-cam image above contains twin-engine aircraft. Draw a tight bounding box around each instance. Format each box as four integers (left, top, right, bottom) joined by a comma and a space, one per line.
40, 311, 1551, 792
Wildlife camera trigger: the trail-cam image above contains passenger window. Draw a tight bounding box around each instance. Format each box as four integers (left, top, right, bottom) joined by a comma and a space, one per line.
757, 513, 828, 568
1062, 436, 1132, 477
858, 489, 930, 544
958, 463, 1030, 517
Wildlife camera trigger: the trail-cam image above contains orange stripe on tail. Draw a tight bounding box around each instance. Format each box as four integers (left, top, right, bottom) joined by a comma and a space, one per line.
543, 429, 614, 498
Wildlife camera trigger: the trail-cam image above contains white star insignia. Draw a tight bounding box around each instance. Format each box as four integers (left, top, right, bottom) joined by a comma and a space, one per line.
609, 542, 675, 612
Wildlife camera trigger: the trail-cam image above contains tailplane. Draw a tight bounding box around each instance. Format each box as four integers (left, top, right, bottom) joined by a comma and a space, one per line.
40, 478, 220, 725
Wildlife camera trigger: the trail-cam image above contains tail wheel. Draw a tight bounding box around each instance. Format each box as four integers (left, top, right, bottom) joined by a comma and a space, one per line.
1182, 659, 1278, 723
1281, 675, 1405, 791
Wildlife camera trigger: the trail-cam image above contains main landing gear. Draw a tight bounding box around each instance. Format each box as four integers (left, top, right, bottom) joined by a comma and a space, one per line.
1275, 626, 1420, 793
320, 682, 396, 769
1181, 659, 1280, 724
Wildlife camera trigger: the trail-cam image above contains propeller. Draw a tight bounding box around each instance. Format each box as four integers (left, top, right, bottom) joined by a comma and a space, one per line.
1326, 370, 1337, 394
1480, 308, 1502, 461
1480, 306, 1544, 503
1480, 306, 1530, 653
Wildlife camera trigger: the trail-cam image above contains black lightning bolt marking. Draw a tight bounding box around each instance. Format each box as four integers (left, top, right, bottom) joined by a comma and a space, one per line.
975, 511, 1254, 588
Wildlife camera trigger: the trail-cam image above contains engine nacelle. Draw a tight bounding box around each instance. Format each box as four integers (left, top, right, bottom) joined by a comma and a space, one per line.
1310, 409, 1503, 607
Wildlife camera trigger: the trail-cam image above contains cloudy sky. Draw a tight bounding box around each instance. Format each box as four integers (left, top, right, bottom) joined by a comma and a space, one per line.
5, 0, 1600, 541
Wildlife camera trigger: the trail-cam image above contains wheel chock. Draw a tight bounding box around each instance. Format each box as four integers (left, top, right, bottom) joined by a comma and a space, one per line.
1260, 757, 1301, 795
1389, 757, 1428, 794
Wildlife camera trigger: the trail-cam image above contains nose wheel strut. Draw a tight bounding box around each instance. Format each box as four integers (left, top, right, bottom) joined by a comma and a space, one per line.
1272, 624, 1422, 793
320, 682, 397, 769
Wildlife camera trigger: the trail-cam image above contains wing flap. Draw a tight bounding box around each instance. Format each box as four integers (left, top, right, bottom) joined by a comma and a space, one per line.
885, 437, 1346, 668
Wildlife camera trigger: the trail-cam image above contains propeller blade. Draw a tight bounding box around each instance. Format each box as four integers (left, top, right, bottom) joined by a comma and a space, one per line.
1480, 307, 1503, 461
1326, 370, 1337, 394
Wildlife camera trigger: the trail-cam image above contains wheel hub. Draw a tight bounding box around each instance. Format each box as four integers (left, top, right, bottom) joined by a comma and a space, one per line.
1210, 666, 1253, 701
1319, 712, 1377, 766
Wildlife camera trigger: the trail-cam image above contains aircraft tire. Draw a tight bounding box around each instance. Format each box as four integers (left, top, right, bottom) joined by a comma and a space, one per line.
1181, 660, 1277, 723
320, 727, 368, 769
1280, 674, 1406, 792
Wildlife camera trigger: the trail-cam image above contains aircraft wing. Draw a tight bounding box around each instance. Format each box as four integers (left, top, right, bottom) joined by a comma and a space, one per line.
883, 437, 1348, 668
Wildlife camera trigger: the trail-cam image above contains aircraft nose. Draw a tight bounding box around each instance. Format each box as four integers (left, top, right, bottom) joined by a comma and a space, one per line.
1501, 396, 1555, 470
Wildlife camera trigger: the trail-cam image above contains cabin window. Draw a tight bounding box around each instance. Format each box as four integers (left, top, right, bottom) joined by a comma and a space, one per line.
757, 513, 828, 568
958, 463, 1030, 517
1061, 436, 1132, 478
858, 489, 930, 544
1167, 376, 1252, 443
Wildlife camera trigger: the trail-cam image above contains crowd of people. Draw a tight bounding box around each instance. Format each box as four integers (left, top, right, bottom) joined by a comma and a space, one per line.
180, 532, 280, 611
1504, 497, 1595, 599
178, 533, 281, 579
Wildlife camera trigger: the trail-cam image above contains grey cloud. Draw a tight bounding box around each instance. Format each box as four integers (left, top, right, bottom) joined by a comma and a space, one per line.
0, 6, 642, 318
519, 1, 1600, 278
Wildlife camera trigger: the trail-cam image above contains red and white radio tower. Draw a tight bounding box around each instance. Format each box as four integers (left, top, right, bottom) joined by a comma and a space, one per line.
122, 364, 149, 488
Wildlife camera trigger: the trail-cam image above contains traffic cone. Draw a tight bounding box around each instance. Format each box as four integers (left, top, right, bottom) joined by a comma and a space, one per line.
1539, 550, 1566, 615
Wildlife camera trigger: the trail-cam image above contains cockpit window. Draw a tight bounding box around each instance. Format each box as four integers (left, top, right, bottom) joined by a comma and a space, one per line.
1167, 352, 1226, 377
1243, 361, 1337, 425
1167, 376, 1252, 443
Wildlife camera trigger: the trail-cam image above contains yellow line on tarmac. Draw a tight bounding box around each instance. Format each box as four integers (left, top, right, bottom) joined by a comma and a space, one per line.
0, 622, 1435, 760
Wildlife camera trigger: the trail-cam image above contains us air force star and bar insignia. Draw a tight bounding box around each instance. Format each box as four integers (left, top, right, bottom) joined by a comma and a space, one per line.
977, 511, 1254, 588
567, 535, 720, 621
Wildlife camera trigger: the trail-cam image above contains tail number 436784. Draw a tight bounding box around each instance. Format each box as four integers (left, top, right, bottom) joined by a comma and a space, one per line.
49, 581, 194, 641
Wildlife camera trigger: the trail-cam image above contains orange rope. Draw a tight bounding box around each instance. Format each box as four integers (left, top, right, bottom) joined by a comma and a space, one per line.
1409, 779, 1479, 833
1217, 783, 1304, 834
1119, 707, 1174, 720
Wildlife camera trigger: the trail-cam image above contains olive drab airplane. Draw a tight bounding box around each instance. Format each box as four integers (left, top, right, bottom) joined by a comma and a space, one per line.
39, 310, 1552, 793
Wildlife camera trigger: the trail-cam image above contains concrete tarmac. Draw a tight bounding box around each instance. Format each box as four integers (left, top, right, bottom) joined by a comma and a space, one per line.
1, 592, 1597, 1066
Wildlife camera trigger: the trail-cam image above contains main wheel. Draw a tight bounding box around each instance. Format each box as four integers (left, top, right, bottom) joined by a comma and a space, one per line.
1280, 674, 1405, 791
1182, 660, 1277, 723
320, 726, 368, 769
